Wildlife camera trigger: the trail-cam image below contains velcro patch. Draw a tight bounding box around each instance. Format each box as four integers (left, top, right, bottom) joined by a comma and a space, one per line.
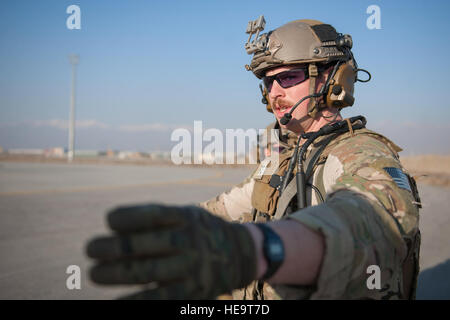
311, 24, 338, 42
383, 167, 412, 192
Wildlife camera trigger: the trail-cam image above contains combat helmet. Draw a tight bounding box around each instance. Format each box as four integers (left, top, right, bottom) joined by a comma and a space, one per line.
245, 16, 369, 117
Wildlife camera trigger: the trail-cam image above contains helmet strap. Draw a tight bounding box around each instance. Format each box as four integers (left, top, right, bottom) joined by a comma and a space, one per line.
307, 63, 319, 118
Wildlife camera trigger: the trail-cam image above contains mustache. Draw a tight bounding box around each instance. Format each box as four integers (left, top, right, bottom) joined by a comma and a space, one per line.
273, 98, 294, 108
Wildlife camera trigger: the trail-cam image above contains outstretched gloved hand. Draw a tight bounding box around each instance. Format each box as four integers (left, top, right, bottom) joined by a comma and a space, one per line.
86, 204, 257, 299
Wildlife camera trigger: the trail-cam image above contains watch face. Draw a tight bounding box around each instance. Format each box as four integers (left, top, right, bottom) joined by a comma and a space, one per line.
258, 224, 285, 280
269, 241, 284, 261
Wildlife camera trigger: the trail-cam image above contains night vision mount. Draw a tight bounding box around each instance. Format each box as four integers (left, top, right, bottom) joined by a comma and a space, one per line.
245, 15, 268, 55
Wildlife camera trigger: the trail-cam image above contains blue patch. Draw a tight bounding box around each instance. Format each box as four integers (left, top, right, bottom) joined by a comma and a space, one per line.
383, 167, 412, 192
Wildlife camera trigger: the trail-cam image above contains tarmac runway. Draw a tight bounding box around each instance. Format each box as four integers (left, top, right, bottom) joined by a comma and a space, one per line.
0, 162, 448, 299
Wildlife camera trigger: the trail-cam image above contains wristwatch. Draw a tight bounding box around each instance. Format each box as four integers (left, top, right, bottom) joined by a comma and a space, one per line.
255, 223, 285, 280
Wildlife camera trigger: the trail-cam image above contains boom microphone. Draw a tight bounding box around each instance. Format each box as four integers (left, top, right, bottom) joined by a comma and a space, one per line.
279, 61, 343, 125
279, 93, 321, 125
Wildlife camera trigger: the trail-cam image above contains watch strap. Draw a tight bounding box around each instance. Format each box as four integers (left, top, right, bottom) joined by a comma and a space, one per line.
255, 223, 285, 280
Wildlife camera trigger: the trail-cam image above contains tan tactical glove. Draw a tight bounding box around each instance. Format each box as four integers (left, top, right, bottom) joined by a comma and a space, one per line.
86, 204, 257, 299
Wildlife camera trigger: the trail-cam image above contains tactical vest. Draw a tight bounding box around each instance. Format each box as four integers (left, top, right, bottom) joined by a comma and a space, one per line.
244, 122, 421, 300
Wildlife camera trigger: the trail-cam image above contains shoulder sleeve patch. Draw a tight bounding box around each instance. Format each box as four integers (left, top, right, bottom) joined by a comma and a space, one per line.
383, 167, 412, 192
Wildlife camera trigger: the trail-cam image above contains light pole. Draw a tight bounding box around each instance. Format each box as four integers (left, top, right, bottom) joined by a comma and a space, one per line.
68, 54, 79, 162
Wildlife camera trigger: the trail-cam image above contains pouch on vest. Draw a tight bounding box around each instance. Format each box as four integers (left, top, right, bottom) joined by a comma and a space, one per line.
251, 149, 294, 215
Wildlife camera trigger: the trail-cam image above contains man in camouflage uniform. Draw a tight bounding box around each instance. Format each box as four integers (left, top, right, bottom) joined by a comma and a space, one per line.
86, 17, 421, 300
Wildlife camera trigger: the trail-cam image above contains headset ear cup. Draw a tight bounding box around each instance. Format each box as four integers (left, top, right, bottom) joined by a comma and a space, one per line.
326, 62, 356, 109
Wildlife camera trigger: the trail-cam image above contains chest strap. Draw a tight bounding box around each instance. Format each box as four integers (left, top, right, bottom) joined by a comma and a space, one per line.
274, 132, 338, 220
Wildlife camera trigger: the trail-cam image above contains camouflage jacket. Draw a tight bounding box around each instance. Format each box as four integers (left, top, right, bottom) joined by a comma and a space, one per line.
199, 118, 421, 300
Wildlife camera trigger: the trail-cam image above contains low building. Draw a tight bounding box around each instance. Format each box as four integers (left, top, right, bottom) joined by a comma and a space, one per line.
8, 149, 44, 155
75, 150, 100, 157
44, 147, 65, 157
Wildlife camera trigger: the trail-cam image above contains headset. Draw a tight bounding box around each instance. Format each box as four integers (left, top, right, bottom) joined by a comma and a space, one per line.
260, 33, 371, 124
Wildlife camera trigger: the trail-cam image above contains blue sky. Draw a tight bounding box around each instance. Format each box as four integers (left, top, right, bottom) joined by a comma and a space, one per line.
1, 0, 450, 154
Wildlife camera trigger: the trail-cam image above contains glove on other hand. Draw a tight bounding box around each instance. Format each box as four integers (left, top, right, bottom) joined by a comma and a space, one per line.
86, 204, 257, 299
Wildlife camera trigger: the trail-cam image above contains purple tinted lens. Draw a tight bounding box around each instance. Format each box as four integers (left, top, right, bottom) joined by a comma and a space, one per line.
263, 77, 274, 92
277, 69, 307, 88
263, 69, 308, 92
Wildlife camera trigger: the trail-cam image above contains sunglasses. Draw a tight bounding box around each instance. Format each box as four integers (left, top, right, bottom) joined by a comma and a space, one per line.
263, 63, 334, 92
262, 67, 309, 93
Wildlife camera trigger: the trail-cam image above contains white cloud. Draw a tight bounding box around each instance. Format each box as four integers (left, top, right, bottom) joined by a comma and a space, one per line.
118, 123, 193, 132
76, 119, 110, 129
31, 119, 68, 129
35, 119, 111, 129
